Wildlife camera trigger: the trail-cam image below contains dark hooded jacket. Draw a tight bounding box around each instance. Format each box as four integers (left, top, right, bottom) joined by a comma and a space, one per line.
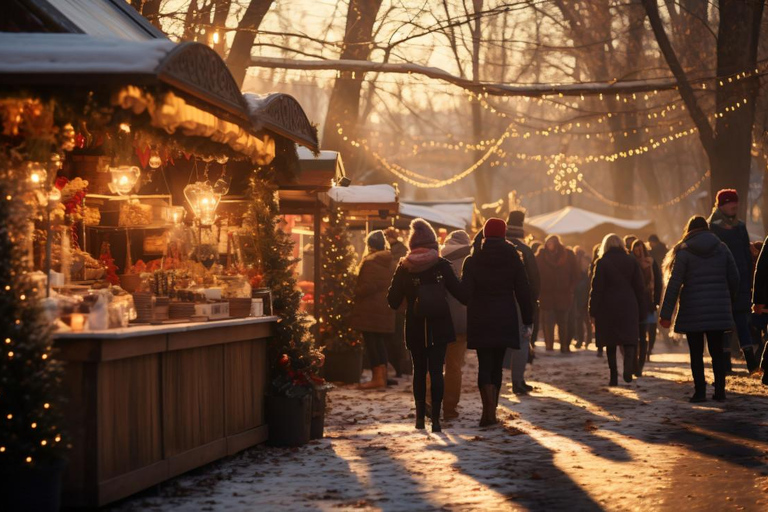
387, 257, 466, 350
505, 225, 541, 304
462, 238, 533, 350
350, 250, 396, 333
660, 230, 739, 333
708, 209, 751, 312
589, 247, 645, 347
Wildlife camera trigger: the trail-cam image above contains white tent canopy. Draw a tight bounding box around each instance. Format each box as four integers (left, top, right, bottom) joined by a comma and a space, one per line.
527, 206, 651, 235
399, 203, 468, 230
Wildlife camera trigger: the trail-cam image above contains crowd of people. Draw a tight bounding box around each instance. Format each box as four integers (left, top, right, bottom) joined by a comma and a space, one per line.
347, 188, 768, 433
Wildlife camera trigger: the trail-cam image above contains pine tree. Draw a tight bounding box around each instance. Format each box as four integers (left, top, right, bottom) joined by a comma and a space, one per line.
0, 150, 67, 470
318, 206, 360, 352
244, 164, 323, 396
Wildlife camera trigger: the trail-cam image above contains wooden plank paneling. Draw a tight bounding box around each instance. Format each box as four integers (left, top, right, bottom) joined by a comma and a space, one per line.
226, 425, 269, 455
98, 460, 168, 507
224, 340, 267, 435
167, 439, 227, 479
167, 322, 271, 351
98, 355, 163, 481
162, 345, 225, 456
100, 334, 166, 361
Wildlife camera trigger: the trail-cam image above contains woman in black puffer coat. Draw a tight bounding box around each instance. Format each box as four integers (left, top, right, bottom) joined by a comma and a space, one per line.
660, 216, 739, 403
462, 218, 533, 426
589, 234, 646, 386
388, 219, 466, 432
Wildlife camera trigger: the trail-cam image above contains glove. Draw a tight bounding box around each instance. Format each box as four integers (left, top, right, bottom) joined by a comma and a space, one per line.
659, 318, 672, 329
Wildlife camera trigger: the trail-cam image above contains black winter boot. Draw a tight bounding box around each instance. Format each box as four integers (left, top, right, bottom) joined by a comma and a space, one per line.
431, 401, 442, 433
609, 370, 618, 387
623, 346, 636, 383
415, 401, 426, 430
512, 382, 529, 395
743, 346, 760, 375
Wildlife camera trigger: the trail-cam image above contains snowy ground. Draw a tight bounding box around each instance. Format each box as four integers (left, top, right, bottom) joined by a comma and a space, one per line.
111, 340, 768, 512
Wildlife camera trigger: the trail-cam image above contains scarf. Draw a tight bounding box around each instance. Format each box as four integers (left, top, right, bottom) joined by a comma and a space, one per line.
637, 255, 654, 298
710, 207, 739, 229
401, 248, 439, 273
506, 225, 524, 240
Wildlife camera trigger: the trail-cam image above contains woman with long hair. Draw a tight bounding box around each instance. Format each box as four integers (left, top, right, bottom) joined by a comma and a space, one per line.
660, 216, 739, 402
388, 219, 466, 432
631, 239, 655, 376
589, 234, 646, 386
462, 218, 533, 426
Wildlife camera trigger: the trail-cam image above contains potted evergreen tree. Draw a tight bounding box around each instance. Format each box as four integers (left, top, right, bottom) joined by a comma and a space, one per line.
318, 206, 364, 383
0, 107, 68, 511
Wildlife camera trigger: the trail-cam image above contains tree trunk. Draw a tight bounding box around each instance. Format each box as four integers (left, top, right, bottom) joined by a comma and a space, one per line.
710, 0, 763, 220
321, 0, 383, 177
470, 0, 490, 204
226, 0, 275, 87
211, 0, 232, 56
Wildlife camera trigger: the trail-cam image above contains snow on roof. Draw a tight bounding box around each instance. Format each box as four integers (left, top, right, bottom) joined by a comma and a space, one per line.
527, 206, 651, 235
297, 146, 338, 161
46, 0, 159, 41
0, 33, 175, 75
399, 203, 468, 230
401, 199, 474, 228
327, 185, 397, 205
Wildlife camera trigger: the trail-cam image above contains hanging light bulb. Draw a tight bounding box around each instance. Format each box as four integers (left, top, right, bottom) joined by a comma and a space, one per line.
212, 175, 232, 196
148, 149, 162, 169
26, 162, 47, 187
108, 165, 141, 196
184, 181, 221, 226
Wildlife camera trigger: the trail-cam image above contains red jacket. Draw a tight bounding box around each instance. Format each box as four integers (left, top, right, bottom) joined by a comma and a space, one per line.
536, 246, 579, 311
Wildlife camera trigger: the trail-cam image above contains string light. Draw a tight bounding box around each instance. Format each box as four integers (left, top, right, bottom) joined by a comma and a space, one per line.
581, 170, 711, 211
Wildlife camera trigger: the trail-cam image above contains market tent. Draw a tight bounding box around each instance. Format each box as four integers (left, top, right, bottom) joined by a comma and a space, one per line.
527, 206, 655, 247
244, 93, 319, 154
399, 201, 470, 230
0, 33, 273, 163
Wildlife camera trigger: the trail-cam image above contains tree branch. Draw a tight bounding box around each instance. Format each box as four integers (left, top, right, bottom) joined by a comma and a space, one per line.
642, 0, 715, 151
249, 55, 685, 97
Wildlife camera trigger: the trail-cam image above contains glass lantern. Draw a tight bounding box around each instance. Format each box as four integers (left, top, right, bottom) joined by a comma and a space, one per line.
184, 181, 221, 226
108, 165, 141, 196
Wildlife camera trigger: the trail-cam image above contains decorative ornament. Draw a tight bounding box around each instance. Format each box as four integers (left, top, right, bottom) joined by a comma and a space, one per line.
25, 162, 47, 188
148, 149, 162, 169
548, 160, 583, 196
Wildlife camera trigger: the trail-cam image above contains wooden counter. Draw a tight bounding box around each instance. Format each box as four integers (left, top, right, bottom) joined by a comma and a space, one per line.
53, 316, 277, 508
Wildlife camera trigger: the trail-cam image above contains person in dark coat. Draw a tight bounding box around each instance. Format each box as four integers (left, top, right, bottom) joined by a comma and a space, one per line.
506, 210, 540, 394
463, 218, 533, 426
648, 234, 668, 267
537, 235, 579, 353
384, 227, 409, 377
660, 216, 739, 402
588, 243, 603, 357
388, 219, 466, 432
708, 189, 760, 373
589, 234, 645, 386
351, 231, 396, 390
426, 230, 471, 420
572, 246, 592, 350
631, 239, 657, 377
751, 237, 768, 385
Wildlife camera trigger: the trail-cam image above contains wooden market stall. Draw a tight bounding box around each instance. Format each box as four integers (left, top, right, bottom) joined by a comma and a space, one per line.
0, 25, 294, 506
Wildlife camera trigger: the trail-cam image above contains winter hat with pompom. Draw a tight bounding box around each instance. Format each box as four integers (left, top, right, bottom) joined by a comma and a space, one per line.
407, 218, 439, 250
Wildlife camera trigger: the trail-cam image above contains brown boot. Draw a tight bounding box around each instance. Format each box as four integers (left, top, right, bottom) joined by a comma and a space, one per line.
359, 365, 387, 389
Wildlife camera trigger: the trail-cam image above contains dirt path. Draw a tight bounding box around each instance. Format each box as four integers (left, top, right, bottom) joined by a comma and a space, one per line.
111, 344, 768, 511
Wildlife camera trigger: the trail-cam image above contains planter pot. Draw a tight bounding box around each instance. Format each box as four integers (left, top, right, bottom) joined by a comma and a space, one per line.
0, 459, 65, 512
323, 349, 363, 384
310, 388, 327, 440
266, 394, 312, 447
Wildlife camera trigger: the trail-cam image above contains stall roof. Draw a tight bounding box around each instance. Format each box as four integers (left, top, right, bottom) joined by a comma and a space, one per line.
527, 206, 651, 235
0, 33, 274, 162
244, 93, 319, 153
327, 184, 397, 205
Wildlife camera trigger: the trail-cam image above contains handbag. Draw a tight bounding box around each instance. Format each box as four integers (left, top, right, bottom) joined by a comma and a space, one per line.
412, 271, 450, 319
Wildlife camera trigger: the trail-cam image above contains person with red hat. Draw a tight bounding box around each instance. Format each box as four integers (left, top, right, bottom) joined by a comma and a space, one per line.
707, 189, 760, 374
462, 218, 533, 426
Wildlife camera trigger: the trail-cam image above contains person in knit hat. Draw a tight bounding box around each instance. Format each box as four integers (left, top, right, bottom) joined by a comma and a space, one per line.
462, 218, 533, 426
425, 230, 472, 420
352, 231, 395, 390
505, 210, 540, 394
388, 218, 466, 432
707, 188, 760, 374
